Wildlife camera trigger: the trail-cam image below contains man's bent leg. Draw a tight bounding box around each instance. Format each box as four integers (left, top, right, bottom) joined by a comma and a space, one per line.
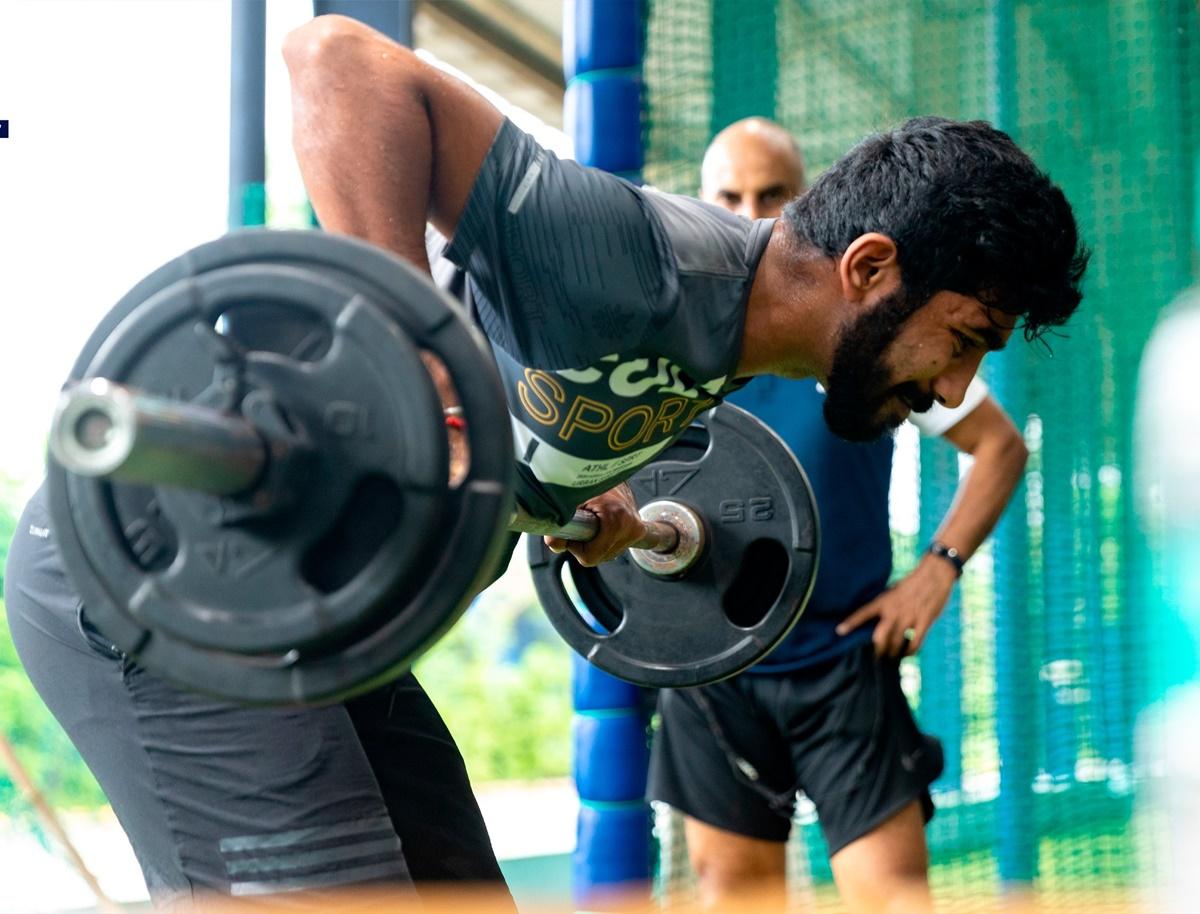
787, 645, 943, 914
829, 800, 931, 914
683, 815, 787, 910
347, 674, 512, 893
5, 489, 414, 907
648, 683, 796, 911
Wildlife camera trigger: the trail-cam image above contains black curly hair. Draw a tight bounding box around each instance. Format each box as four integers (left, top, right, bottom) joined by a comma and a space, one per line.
782, 116, 1090, 341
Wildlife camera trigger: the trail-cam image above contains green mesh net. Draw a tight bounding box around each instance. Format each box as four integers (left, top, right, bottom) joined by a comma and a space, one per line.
644, 0, 1200, 907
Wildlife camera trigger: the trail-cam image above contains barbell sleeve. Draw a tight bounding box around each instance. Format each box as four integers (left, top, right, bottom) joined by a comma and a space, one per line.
50, 379, 268, 496
50, 380, 683, 555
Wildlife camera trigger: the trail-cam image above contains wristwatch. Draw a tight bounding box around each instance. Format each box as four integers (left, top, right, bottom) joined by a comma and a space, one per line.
928, 540, 965, 577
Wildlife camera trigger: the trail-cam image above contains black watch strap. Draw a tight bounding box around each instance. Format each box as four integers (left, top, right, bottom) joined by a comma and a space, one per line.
928, 540, 965, 577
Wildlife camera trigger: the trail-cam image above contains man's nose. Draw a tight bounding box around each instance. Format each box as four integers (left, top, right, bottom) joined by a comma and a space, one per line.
738, 201, 763, 220
932, 357, 982, 409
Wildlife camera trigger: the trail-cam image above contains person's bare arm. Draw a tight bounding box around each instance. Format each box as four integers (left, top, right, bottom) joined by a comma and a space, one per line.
918, 395, 1029, 567
283, 14, 503, 273
838, 396, 1028, 655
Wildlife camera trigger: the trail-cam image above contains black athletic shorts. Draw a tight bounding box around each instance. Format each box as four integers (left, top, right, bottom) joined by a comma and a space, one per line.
648, 642, 944, 856
5, 486, 515, 909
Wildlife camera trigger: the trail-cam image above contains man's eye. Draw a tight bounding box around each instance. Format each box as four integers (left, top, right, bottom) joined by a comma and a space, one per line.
952, 331, 971, 356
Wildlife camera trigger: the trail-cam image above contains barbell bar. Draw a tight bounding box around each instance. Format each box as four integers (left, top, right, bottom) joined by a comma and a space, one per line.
50, 378, 696, 572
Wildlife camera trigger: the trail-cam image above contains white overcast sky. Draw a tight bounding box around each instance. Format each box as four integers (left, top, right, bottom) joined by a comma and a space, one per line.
1, 1, 233, 493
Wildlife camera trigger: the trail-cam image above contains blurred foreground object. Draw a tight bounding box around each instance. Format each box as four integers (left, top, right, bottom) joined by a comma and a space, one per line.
174, 884, 1149, 913
1135, 285, 1200, 913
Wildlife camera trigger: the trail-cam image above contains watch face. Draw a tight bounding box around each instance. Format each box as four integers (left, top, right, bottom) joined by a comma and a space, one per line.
930, 542, 964, 574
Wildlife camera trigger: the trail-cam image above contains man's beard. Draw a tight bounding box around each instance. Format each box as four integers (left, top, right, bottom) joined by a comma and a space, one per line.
822, 288, 934, 442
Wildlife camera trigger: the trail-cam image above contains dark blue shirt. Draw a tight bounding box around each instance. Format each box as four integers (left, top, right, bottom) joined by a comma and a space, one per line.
728, 376, 893, 670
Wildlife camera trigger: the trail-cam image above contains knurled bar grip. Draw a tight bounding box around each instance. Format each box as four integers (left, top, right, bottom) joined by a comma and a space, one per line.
509, 505, 679, 554
50, 380, 681, 555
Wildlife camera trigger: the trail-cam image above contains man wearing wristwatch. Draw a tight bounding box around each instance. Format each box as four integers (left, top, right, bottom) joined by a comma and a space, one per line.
648, 118, 1030, 914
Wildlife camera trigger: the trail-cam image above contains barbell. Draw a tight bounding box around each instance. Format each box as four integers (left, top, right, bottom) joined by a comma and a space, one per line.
45, 229, 820, 703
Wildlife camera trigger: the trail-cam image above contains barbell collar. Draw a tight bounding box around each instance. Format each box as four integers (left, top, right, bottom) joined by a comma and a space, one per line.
628, 500, 706, 576
50, 379, 269, 496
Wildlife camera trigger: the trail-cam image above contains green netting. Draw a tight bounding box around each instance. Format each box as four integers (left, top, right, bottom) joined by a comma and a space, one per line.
644, 0, 1200, 906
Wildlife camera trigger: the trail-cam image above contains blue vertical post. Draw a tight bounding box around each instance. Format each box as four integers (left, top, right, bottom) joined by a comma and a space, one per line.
1038, 426, 1078, 784
917, 441, 963, 791
564, 1, 652, 906
988, 0, 1038, 888
229, 0, 266, 229
571, 656, 651, 904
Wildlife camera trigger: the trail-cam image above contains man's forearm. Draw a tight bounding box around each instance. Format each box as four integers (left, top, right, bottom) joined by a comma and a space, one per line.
933, 428, 1027, 561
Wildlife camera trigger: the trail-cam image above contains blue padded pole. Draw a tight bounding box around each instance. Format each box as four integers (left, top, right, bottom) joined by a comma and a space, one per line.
229, 0, 266, 229
564, 1, 651, 906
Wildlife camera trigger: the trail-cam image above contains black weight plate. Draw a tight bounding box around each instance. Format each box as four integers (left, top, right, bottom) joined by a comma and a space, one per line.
528, 403, 819, 688
48, 230, 514, 704
77, 264, 447, 655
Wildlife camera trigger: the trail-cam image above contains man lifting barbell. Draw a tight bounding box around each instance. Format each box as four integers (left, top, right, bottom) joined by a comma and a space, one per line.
4, 14, 1087, 907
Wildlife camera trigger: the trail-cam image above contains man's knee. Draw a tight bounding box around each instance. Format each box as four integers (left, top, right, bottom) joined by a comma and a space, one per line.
692, 848, 783, 889
685, 819, 786, 894
829, 802, 931, 912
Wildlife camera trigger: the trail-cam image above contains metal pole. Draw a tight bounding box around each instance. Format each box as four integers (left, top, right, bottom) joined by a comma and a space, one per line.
229, 0, 267, 230
313, 1, 413, 46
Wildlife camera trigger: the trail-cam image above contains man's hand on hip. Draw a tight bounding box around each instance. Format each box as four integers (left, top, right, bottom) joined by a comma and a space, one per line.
836, 555, 959, 657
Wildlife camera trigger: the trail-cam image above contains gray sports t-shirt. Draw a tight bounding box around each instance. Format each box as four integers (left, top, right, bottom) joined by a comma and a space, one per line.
445, 120, 773, 522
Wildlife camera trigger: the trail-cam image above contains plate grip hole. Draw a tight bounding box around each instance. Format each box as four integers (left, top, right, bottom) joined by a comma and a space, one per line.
722, 539, 789, 628
564, 561, 625, 634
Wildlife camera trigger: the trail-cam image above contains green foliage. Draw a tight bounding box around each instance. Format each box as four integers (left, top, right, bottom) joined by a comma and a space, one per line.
0, 474, 19, 596
0, 609, 109, 813
0, 485, 108, 815
415, 591, 573, 783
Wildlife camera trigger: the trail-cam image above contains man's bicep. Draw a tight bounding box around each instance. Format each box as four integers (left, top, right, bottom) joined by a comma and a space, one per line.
418, 59, 505, 238
454, 148, 675, 369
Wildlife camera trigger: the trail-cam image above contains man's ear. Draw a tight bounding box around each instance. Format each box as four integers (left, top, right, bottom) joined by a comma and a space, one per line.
838, 233, 901, 305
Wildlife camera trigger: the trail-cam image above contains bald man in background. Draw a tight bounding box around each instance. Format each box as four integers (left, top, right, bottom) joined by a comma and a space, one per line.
647, 118, 1030, 913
